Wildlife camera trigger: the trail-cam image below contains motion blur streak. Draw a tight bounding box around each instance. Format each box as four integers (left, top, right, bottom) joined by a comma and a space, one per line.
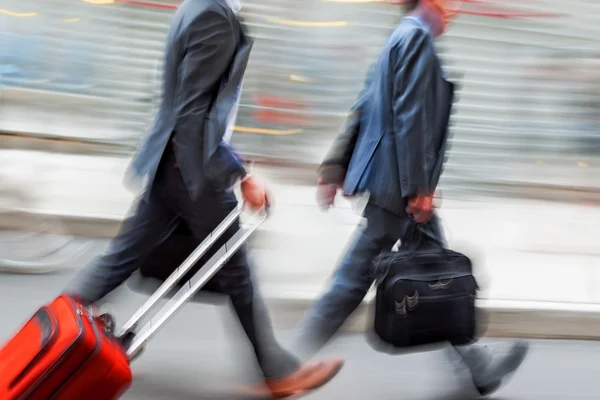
0, 2, 599, 396
2, 0, 597, 198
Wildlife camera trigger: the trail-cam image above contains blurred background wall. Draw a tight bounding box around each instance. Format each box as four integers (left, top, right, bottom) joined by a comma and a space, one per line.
1, 0, 598, 199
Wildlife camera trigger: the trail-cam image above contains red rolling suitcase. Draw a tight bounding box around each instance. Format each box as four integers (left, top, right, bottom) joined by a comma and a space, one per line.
0, 295, 132, 400
0, 205, 265, 400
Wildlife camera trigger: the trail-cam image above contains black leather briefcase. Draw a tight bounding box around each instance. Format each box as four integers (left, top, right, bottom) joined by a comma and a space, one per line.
368, 244, 479, 353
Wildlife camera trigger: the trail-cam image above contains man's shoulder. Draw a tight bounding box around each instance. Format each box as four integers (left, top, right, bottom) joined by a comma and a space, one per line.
390, 18, 432, 47
386, 18, 436, 64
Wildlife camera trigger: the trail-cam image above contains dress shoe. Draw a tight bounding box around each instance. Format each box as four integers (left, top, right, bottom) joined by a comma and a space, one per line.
240, 357, 344, 398
453, 340, 530, 397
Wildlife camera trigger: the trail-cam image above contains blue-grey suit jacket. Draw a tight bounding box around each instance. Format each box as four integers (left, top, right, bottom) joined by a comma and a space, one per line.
320, 18, 455, 216
128, 0, 252, 200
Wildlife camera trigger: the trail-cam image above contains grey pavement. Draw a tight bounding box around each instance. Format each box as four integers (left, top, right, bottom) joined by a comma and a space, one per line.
124, 337, 600, 400
0, 267, 599, 399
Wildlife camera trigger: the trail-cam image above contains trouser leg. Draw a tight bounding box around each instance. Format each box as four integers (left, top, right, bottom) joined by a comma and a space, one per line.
172, 172, 300, 379
64, 189, 178, 305
217, 242, 299, 379
291, 204, 399, 360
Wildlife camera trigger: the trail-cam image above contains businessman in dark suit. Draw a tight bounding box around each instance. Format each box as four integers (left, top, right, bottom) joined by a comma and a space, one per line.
65, 0, 342, 396
290, 0, 528, 397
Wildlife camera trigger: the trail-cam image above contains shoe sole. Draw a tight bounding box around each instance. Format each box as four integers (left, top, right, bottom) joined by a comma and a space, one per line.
235, 361, 345, 399
313, 361, 345, 388
274, 360, 345, 399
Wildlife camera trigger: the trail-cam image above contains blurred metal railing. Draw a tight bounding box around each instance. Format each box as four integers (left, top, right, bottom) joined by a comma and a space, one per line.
0, 0, 598, 198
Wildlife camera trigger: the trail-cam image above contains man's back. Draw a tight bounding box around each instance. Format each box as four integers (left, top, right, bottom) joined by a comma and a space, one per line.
130, 0, 244, 198
344, 18, 454, 215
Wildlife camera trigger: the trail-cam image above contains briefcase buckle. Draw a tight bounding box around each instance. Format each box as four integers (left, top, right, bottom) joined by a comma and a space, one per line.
428, 279, 453, 291
394, 291, 419, 316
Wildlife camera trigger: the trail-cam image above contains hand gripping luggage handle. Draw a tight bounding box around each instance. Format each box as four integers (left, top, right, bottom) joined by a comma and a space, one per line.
125, 205, 268, 360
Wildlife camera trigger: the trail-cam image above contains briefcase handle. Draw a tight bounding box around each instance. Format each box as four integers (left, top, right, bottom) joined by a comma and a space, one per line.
371, 222, 455, 282
406, 221, 447, 253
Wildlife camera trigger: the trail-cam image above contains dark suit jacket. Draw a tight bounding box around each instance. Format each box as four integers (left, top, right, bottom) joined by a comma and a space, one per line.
319, 18, 455, 216
128, 0, 253, 200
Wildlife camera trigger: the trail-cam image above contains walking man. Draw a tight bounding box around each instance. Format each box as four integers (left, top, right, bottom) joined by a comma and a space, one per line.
290, 0, 528, 396
65, 0, 343, 397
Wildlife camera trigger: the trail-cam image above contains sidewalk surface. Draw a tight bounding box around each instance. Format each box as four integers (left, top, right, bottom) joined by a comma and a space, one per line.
2, 149, 600, 339
1, 263, 598, 400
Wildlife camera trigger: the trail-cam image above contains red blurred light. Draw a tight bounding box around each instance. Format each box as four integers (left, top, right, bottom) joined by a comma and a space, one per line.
251, 95, 310, 127
115, 0, 179, 10
109, 0, 563, 18
357, 0, 563, 19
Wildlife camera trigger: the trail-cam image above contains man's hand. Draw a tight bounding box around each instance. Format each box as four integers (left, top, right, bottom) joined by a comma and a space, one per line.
406, 194, 434, 224
241, 175, 272, 212
316, 178, 340, 212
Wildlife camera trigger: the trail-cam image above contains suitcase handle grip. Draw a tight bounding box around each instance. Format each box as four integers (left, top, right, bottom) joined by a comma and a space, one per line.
124, 206, 267, 361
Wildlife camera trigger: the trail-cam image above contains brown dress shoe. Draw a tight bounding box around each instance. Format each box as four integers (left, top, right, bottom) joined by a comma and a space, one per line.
265, 357, 345, 398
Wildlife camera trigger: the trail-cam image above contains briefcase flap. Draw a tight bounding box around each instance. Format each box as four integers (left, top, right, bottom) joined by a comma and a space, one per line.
373, 249, 473, 282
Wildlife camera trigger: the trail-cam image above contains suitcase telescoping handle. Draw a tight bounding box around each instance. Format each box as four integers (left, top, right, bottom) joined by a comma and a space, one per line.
118, 203, 244, 337
121, 204, 268, 361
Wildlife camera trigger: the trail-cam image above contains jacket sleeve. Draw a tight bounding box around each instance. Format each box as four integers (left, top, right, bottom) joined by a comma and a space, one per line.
319, 63, 375, 185
391, 29, 439, 198
176, 9, 247, 190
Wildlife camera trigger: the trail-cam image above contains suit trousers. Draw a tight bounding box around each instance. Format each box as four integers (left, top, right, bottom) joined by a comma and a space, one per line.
65, 146, 299, 379
291, 202, 478, 361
